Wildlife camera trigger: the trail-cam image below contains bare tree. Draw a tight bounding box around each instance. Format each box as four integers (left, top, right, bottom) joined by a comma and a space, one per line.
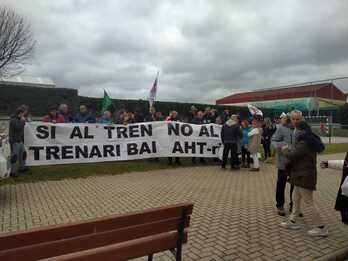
0, 6, 36, 77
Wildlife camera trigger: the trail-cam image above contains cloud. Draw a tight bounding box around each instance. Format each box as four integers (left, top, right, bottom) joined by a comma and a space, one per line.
2, 0, 348, 103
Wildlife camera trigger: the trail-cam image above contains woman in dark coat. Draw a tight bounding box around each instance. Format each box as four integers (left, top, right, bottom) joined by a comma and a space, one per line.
280, 121, 327, 237
321, 152, 348, 225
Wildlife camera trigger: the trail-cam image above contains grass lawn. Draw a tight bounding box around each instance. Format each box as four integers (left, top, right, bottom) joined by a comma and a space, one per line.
321, 143, 348, 155
0, 158, 219, 186
1, 143, 347, 186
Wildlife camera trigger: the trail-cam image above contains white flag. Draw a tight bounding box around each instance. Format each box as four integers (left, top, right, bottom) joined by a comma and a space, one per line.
148, 72, 159, 107
247, 104, 263, 116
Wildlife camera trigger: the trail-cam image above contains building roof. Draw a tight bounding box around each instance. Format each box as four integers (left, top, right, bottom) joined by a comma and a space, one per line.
216, 83, 346, 105
0, 76, 55, 88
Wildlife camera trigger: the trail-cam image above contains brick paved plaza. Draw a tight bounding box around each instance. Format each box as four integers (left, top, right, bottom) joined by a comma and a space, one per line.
0, 153, 347, 260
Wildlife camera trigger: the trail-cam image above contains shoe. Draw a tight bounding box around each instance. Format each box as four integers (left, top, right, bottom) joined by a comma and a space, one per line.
221, 165, 226, 169
241, 163, 246, 168
277, 207, 286, 216
231, 166, 240, 170
250, 168, 260, 172
10, 173, 18, 178
280, 220, 302, 230
307, 227, 328, 237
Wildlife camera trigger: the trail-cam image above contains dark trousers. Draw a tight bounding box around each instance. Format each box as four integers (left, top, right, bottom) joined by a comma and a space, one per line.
241, 146, 250, 166
263, 141, 271, 159
222, 143, 238, 168
192, 157, 206, 164
168, 157, 180, 164
276, 169, 294, 208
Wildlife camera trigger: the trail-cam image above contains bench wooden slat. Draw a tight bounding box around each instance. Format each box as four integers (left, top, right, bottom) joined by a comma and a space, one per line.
0, 217, 190, 261
40, 231, 188, 261
0, 203, 193, 251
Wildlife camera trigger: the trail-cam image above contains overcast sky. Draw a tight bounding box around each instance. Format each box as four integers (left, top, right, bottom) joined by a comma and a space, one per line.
2, 0, 348, 103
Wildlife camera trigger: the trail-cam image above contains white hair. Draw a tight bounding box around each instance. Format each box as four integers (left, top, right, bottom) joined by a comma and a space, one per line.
290, 110, 303, 117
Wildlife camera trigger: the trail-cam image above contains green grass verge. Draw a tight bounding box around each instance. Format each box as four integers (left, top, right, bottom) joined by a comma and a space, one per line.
0, 158, 219, 186
1, 143, 347, 186
321, 143, 348, 155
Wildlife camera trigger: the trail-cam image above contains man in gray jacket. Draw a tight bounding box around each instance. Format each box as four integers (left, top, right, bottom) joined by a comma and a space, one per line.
271, 113, 294, 216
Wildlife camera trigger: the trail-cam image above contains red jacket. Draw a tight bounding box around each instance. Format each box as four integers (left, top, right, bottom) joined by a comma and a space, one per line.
42, 114, 65, 123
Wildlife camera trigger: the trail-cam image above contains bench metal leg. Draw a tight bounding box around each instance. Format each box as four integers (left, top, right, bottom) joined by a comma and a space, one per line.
176, 208, 188, 261
148, 254, 153, 261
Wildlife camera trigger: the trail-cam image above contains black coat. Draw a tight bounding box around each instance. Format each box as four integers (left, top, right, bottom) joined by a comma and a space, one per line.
221, 120, 243, 144
262, 126, 276, 144
284, 132, 325, 190
9, 116, 25, 144
335, 152, 348, 212
190, 117, 203, 125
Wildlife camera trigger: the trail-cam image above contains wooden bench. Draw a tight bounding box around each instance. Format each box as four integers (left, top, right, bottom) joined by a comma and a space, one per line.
0, 203, 193, 261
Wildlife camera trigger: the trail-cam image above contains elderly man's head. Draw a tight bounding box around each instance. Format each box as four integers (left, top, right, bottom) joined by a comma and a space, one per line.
79, 105, 88, 114
197, 111, 203, 119
290, 110, 303, 126
103, 110, 112, 119
231, 114, 238, 122
59, 104, 68, 113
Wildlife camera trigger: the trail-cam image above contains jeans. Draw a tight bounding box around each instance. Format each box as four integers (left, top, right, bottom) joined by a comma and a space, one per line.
251, 153, 259, 168
290, 186, 324, 226
222, 143, 238, 168
10, 142, 26, 174
263, 141, 271, 159
168, 157, 180, 164
276, 169, 294, 208
241, 146, 250, 166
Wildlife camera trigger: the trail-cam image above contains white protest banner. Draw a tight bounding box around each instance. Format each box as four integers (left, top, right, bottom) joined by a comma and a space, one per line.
0, 135, 11, 178
24, 122, 223, 166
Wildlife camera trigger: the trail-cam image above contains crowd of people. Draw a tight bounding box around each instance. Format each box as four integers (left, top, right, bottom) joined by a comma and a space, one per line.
7, 103, 348, 238
9, 103, 280, 168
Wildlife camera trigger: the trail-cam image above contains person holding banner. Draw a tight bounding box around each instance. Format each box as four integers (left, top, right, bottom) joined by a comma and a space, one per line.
221, 114, 243, 170
99, 111, 113, 124
9, 107, 28, 177
73, 104, 96, 123
167, 111, 181, 165
58, 104, 73, 123
190, 111, 206, 164
42, 105, 65, 123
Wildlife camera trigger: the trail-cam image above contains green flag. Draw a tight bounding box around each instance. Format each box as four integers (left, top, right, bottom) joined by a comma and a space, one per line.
101, 90, 113, 113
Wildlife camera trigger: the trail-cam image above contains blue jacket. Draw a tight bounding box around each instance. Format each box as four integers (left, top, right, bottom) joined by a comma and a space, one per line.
73, 112, 96, 123
59, 112, 74, 123
242, 127, 251, 145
